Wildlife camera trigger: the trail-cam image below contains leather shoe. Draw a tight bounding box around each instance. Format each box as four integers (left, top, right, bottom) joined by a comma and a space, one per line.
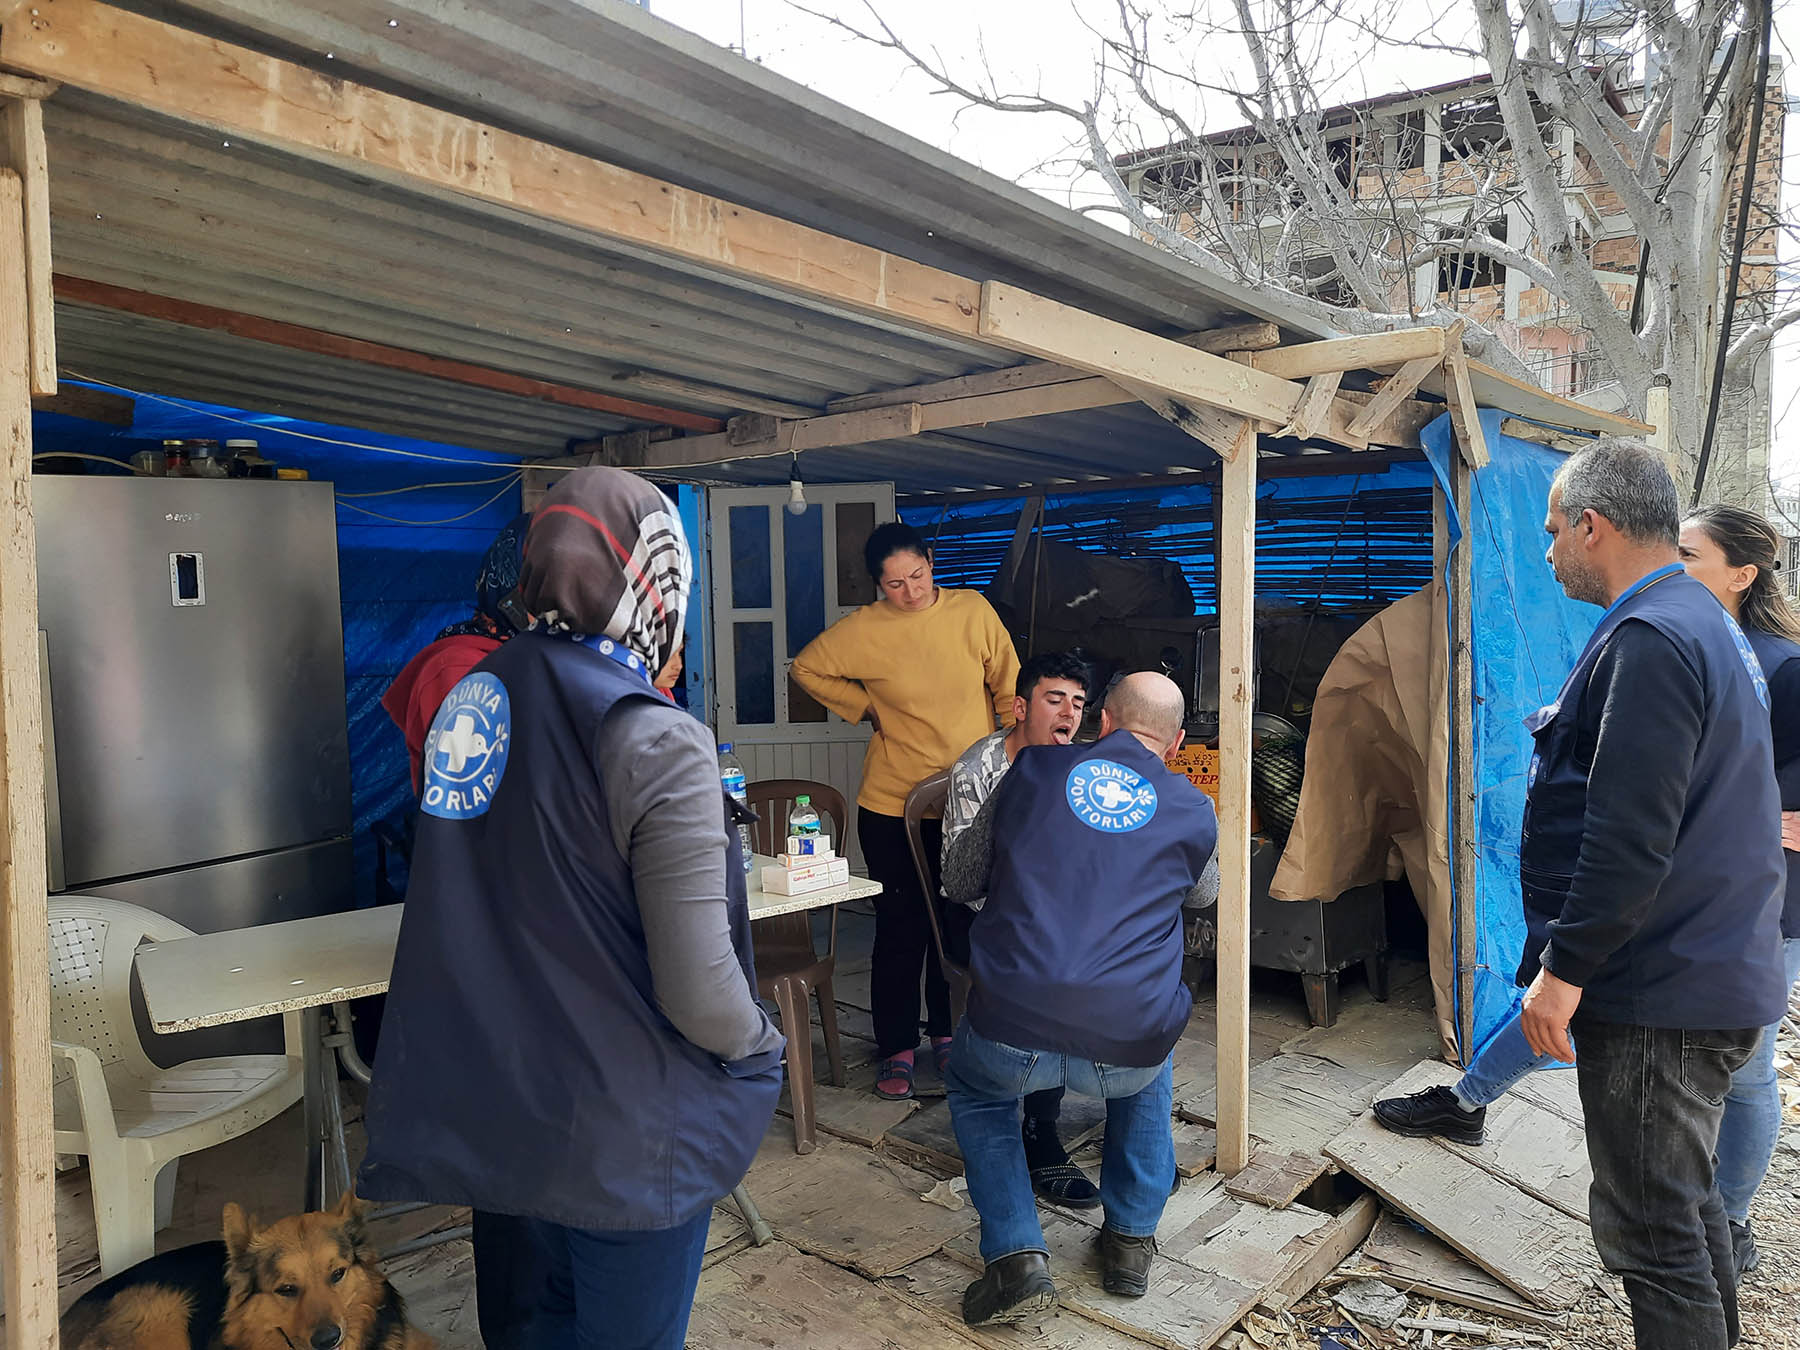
962, 1251, 1057, 1326
1099, 1227, 1157, 1297
1371, 1085, 1486, 1145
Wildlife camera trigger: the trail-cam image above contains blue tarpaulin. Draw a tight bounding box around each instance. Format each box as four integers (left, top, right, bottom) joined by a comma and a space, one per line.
32, 382, 525, 904
1423, 409, 1594, 1053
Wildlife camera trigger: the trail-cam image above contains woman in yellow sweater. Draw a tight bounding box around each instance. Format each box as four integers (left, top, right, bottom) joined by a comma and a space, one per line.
792, 522, 1020, 1099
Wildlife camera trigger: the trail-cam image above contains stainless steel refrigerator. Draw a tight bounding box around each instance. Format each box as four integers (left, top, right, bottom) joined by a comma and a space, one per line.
35, 477, 354, 934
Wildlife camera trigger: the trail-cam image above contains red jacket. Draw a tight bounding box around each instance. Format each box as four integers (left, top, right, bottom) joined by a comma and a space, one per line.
382, 635, 504, 794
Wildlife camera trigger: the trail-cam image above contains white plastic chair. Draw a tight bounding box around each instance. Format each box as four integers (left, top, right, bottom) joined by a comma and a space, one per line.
50, 897, 304, 1275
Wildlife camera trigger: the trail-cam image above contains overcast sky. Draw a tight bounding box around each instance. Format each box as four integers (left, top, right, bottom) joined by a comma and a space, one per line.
655, 1, 1798, 487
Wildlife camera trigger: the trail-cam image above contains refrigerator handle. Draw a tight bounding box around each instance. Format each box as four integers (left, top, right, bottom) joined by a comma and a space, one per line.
39, 630, 65, 893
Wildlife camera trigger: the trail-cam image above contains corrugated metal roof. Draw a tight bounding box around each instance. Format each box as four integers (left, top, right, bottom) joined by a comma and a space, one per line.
36, 0, 1396, 493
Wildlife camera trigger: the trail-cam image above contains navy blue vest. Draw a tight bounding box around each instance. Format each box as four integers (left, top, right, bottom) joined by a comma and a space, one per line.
357, 633, 782, 1231
969, 731, 1218, 1067
1519, 570, 1787, 1029
1748, 628, 1800, 937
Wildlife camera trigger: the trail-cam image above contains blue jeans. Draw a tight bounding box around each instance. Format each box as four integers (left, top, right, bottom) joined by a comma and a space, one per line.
1454, 1005, 1567, 1108
944, 1018, 1174, 1264
469, 1207, 711, 1350
1717, 936, 1800, 1223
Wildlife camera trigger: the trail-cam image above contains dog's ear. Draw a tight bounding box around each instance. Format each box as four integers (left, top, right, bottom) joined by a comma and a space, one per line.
222, 1203, 258, 1261
332, 1189, 373, 1255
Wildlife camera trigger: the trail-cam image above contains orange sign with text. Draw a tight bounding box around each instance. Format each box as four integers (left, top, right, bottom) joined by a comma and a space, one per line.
1167, 744, 1220, 802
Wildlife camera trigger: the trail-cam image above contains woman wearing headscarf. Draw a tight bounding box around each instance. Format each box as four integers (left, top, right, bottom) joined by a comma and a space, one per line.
359, 468, 784, 1350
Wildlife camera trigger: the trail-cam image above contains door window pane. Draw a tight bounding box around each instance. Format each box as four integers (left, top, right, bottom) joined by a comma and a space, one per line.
836, 502, 878, 609
783, 503, 826, 656
730, 505, 772, 609
733, 622, 775, 724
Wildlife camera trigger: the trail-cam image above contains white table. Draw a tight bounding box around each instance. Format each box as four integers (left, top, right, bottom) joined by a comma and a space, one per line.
135, 906, 404, 1214
746, 853, 882, 919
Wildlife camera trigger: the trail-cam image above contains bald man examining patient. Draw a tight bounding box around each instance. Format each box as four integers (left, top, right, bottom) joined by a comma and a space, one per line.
941, 672, 1220, 1328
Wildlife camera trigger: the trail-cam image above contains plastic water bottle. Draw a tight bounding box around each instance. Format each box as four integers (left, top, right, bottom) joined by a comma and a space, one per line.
787, 794, 824, 853
717, 743, 752, 874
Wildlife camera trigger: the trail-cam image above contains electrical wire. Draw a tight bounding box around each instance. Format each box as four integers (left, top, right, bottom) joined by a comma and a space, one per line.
336, 474, 521, 499
335, 474, 522, 526
61, 371, 521, 469
30, 452, 144, 473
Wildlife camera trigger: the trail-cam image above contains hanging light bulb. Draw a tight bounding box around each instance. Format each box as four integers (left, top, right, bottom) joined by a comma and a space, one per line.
786, 453, 808, 516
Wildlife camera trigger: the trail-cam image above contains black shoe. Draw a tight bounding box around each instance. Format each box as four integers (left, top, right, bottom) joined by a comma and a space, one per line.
962, 1251, 1057, 1327
1023, 1116, 1101, 1209
1098, 1227, 1156, 1298
1371, 1085, 1485, 1145
1731, 1220, 1761, 1276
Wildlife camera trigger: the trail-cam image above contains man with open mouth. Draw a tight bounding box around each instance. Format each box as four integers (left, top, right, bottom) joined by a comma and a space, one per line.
941, 650, 1097, 1206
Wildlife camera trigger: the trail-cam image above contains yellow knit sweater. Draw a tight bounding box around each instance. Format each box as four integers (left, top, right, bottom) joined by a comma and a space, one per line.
791, 589, 1020, 816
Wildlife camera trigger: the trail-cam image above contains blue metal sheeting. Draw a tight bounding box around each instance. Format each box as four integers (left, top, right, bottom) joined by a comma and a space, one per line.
903, 462, 1438, 614
32, 383, 524, 904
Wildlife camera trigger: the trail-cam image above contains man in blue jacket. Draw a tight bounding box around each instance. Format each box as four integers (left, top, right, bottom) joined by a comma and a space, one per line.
942, 672, 1217, 1327
1515, 440, 1787, 1350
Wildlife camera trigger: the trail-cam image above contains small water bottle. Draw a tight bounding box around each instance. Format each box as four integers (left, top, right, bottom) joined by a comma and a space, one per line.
717, 743, 753, 874
787, 794, 824, 855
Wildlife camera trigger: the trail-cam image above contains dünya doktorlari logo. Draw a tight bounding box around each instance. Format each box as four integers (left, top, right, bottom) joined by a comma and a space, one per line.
421, 672, 512, 820
1066, 759, 1159, 833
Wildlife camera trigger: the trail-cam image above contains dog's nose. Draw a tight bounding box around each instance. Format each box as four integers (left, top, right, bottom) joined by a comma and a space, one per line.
311, 1327, 343, 1350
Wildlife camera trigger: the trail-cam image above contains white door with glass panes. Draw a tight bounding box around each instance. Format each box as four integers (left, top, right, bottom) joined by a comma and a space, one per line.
710, 483, 895, 861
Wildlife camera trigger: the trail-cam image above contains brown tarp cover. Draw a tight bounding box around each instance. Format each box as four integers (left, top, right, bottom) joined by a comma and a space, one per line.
1270, 583, 1457, 1058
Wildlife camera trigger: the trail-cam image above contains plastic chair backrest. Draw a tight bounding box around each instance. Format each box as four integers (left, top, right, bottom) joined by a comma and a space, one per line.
48, 897, 193, 1078
901, 770, 963, 985
745, 779, 848, 857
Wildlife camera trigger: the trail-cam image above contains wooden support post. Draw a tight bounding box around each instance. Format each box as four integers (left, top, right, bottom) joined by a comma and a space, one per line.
1645, 377, 1676, 477
0, 168, 59, 1350
1215, 436, 1257, 1176
0, 92, 54, 396
1449, 451, 1478, 1063
1440, 347, 1490, 471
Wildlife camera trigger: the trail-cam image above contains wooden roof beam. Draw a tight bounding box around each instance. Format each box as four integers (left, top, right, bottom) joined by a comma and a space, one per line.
1247, 327, 1446, 380
825, 320, 1283, 415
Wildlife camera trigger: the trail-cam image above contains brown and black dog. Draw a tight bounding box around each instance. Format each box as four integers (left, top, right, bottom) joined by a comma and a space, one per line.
61, 1193, 434, 1350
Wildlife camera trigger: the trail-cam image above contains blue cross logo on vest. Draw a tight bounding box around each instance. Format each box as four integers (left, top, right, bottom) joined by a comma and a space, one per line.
421, 672, 512, 820
1066, 759, 1159, 832
1721, 611, 1770, 709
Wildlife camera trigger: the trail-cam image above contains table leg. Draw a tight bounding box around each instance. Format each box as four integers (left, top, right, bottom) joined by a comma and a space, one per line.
300, 1006, 328, 1210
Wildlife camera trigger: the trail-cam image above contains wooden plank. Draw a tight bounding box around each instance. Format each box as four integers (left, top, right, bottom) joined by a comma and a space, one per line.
1276, 370, 1343, 441
1442, 1079, 1591, 1222
1440, 347, 1491, 470
623, 403, 922, 468
879, 1099, 963, 1175
0, 74, 57, 101
1249, 327, 1445, 380
0, 169, 58, 1350
978, 284, 1304, 426
882, 1252, 1149, 1349
740, 1132, 977, 1277
1119, 379, 1257, 461
1256, 1192, 1380, 1315
1183, 1053, 1377, 1161
1215, 439, 1256, 1175
1223, 1148, 1328, 1210
776, 1079, 918, 1149
0, 96, 53, 396
1276, 964, 1441, 1089
1348, 353, 1442, 439
1172, 1121, 1218, 1177
3, 1, 985, 343
53, 275, 721, 433
29, 385, 133, 426
826, 323, 1283, 415
1361, 1212, 1568, 1327
1509, 1065, 1585, 1128
1324, 1061, 1599, 1310
1450, 449, 1477, 1058
689, 1241, 989, 1349
1499, 417, 1593, 453
946, 1212, 1266, 1350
